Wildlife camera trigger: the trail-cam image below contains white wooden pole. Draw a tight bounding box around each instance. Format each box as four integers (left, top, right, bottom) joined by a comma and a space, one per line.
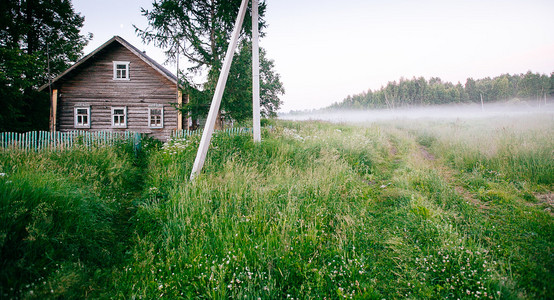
176, 40, 182, 130
190, 0, 249, 180
252, 0, 261, 142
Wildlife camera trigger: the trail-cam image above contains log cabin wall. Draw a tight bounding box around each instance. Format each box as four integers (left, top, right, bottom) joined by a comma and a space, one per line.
55, 42, 181, 141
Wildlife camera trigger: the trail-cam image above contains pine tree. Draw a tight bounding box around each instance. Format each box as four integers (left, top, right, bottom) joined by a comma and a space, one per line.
0, 0, 90, 132
136, 0, 283, 123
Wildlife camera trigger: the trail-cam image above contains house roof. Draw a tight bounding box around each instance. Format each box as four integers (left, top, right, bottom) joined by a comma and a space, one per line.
39, 36, 181, 91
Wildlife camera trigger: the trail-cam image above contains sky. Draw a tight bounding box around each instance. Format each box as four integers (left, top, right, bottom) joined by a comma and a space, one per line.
73, 0, 554, 112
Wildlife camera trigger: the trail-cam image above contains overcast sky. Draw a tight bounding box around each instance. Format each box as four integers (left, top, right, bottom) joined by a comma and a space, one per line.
73, 0, 554, 112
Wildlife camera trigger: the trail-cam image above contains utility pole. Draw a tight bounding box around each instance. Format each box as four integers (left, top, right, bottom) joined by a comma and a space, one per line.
252, 0, 261, 142
190, 0, 249, 180
176, 39, 181, 130
47, 41, 53, 132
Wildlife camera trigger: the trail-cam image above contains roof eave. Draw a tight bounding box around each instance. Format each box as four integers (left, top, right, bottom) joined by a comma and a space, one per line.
39, 36, 184, 92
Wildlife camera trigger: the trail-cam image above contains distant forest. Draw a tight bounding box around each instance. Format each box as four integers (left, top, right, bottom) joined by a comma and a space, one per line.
329, 71, 553, 110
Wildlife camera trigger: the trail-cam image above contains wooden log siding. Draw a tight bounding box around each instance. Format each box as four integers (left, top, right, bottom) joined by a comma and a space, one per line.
55, 42, 180, 140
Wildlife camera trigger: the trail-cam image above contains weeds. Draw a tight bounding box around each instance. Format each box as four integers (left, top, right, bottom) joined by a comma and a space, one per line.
1, 116, 552, 298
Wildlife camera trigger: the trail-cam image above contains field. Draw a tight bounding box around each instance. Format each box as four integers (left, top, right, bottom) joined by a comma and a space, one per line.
1, 114, 553, 299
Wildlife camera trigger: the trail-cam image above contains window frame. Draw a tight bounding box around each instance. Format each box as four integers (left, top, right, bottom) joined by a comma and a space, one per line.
74, 106, 91, 128
148, 106, 164, 129
111, 106, 127, 128
113, 61, 130, 80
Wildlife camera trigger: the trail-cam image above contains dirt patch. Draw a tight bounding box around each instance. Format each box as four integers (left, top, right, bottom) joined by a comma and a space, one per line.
434, 164, 490, 212
419, 145, 435, 160
533, 193, 554, 216
455, 186, 490, 211
362, 178, 376, 186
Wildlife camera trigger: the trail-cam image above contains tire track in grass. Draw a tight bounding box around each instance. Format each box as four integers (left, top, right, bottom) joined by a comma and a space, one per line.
412, 133, 554, 299
368, 128, 504, 298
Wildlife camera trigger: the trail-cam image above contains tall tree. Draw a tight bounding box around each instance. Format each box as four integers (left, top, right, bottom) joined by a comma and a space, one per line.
222, 40, 284, 121
0, 0, 90, 132
136, 0, 284, 123
136, 0, 266, 73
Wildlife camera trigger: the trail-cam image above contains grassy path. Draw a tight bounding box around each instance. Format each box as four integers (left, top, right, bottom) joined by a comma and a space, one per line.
105, 120, 552, 299
381, 123, 554, 299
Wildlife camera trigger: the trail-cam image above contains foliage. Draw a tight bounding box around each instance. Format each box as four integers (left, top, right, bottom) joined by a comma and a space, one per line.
136, 0, 266, 72
329, 71, 553, 110
137, 0, 283, 124
0, 0, 90, 132
222, 40, 284, 121
0, 145, 140, 298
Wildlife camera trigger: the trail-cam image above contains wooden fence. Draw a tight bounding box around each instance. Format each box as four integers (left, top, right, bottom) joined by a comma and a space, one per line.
0, 128, 252, 153
171, 127, 252, 139
0, 131, 141, 152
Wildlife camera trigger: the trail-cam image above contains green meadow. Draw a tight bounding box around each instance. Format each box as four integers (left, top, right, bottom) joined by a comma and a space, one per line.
1, 114, 552, 299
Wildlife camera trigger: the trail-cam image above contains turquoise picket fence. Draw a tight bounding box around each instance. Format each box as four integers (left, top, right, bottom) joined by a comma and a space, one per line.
171, 127, 252, 139
0, 130, 142, 153
0, 128, 252, 153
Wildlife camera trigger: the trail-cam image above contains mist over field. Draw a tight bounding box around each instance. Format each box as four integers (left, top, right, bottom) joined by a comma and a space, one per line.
280, 101, 554, 123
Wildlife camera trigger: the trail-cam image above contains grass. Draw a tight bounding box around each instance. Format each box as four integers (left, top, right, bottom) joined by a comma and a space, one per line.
0, 144, 142, 298
1, 115, 552, 299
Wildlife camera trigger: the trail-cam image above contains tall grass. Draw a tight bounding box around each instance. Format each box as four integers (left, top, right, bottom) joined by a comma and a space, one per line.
0, 144, 140, 298
402, 115, 554, 186
1, 116, 552, 298
106, 120, 544, 298
391, 115, 554, 298
112, 127, 380, 298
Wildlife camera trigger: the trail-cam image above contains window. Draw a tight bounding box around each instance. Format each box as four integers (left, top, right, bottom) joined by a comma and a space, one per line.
113, 61, 130, 80
111, 107, 127, 128
148, 106, 164, 128
74, 106, 90, 128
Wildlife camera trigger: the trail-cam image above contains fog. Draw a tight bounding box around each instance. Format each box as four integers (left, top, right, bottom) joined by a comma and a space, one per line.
279, 101, 554, 124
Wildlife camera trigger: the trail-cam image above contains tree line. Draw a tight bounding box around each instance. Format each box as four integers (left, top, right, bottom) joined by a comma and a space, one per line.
329, 72, 554, 110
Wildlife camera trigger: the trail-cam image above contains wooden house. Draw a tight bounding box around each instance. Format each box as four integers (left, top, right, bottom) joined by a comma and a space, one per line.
40, 36, 188, 141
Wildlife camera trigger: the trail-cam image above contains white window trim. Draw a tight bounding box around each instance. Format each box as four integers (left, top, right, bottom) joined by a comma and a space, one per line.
113, 61, 130, 80
148, 106, 164, 128
74, 106, 90, 128
111, 106, 127, 128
